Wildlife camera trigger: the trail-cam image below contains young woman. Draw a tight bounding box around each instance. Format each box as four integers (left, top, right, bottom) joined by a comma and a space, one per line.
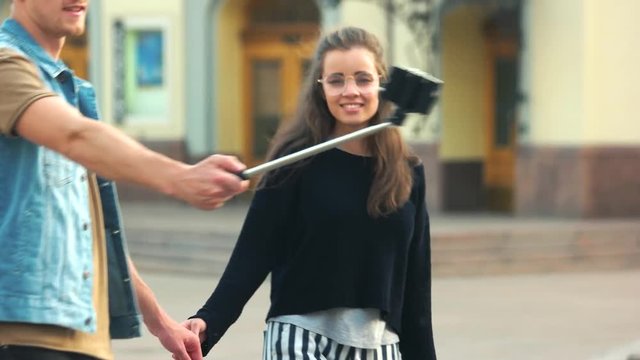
183, 26, 437, 360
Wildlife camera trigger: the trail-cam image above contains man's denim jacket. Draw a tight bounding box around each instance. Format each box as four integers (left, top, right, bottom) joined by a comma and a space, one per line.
0, 19, 141, 339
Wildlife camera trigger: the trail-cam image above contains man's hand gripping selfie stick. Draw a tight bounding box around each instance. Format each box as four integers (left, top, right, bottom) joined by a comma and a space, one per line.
238, 67, 443, 180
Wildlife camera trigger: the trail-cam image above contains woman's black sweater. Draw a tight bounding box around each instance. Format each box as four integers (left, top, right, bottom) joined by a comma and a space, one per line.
193, 148, 436, 359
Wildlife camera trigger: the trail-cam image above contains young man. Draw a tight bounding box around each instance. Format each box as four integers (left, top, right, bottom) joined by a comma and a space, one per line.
0, 1, 249, 359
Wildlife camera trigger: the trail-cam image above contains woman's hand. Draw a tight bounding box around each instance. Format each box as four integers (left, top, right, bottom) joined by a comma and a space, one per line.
182, 318, 208, 344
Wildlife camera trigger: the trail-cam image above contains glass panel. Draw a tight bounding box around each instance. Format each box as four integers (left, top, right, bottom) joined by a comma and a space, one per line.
252, 60, 281, 159
494, 58, 517, 147
135, 31, 164, 86
249, 0, 319, 24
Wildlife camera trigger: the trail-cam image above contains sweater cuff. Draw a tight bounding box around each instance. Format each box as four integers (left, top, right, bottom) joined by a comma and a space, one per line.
189, 309, 224, 357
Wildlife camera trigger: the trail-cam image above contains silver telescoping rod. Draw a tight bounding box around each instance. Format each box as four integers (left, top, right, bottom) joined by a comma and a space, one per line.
239, 121, 394, 180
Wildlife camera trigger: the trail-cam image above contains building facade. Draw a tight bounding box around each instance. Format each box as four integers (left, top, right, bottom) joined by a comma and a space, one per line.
1, 0, 638, 217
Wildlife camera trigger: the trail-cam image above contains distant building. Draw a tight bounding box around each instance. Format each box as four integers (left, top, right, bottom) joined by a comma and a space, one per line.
1, 0, 638, 218
437, 0, 640, 218
0, 1, 7, 19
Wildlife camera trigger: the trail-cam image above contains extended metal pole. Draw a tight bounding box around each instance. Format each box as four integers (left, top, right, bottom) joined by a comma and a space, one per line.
239, 121, 394, 179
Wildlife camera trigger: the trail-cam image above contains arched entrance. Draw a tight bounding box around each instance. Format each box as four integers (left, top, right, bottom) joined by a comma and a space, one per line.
439, 2, 521, 213
242, 0, 320, 165
483, 9, 520, 212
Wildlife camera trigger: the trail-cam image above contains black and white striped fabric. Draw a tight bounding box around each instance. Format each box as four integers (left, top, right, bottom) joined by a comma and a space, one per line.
263, 322, 402, 360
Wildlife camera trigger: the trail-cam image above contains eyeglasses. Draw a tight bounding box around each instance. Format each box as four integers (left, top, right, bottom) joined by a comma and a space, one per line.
317, 72, 380, 96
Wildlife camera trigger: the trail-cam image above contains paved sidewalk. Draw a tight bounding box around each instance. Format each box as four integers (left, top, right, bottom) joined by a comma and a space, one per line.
113, 200, 640, 359
112, 269, 640, 360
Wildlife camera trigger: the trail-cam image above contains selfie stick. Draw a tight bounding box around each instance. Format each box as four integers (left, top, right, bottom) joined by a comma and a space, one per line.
238, 67, 443, 180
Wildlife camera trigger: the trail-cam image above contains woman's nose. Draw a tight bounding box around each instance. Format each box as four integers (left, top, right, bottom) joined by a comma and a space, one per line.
342, 78, 360, 95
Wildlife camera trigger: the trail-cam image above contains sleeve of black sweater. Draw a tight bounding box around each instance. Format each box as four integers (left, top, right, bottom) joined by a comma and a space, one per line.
399, 164, 438, 360
190, 182, 293, 356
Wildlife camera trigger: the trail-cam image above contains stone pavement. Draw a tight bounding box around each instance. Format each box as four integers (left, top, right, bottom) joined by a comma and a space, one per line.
111, 200, 640, 359
112, 269, 640, 360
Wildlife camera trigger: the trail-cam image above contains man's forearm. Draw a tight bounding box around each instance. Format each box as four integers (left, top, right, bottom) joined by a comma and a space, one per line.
128, 259, 204, 360
16, 96, 183, 196
128, 259, 173, 336
66, 119, 186, 196
16, 95, 248, 209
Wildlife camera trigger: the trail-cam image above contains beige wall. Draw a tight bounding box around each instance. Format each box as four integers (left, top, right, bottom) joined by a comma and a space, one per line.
527, 0, 585, 145
215, 0, 246, 155
340, 0, 435, 69
340, 1, 386, 47
584, 0, 640, 144
527, 0, 640, 145
99, 0, 185, 140
439, 5, 487, 160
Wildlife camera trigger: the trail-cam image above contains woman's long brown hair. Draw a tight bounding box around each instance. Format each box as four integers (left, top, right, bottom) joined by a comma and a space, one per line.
259, 26, 418, 218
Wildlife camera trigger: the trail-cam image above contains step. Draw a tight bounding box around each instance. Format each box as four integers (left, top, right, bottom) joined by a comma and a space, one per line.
125, 219, 640, 277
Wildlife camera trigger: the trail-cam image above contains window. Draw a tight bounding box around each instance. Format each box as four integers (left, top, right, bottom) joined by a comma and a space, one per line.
113, 17, 171, 124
